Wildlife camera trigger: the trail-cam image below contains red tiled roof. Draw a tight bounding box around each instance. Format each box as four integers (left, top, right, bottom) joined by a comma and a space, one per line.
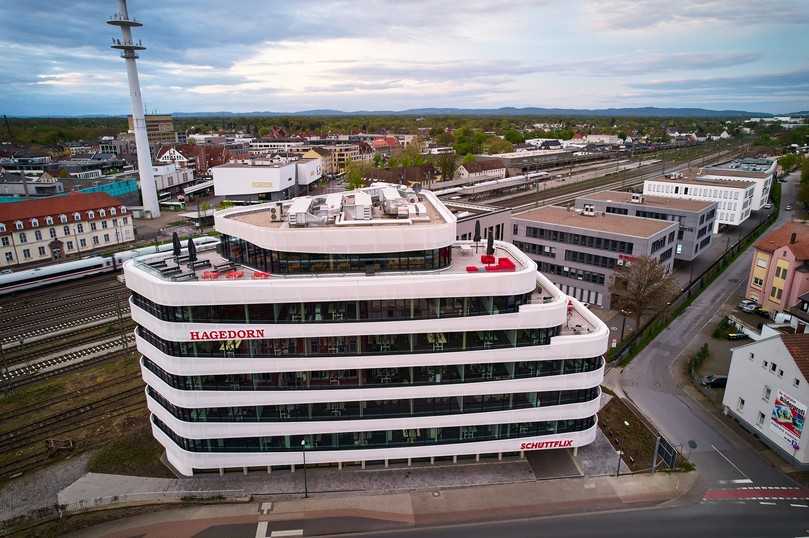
781, 334, 809, 382
0, 192, 124, 224
754, 222, 809, 260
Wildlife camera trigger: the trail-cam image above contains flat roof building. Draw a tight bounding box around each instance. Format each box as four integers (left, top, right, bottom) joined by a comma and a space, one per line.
643, 175, 755, 233
124, 184, 608, 476
512, 205, 677, 308
128, 114, 177, 147
575, 190, 717, 261
699, 158, 776, 211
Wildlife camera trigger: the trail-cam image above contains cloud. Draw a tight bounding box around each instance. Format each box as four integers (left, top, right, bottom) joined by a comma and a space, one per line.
584, 0, 809, 31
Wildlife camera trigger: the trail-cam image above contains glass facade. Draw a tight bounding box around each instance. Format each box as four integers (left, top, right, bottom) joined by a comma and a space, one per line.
147, 386, 600, 423
153, 415, 597, 453
131, 292, 533, 324
142, 356, 603, 391
220, 235, 452, 275
137, 325, 562, 359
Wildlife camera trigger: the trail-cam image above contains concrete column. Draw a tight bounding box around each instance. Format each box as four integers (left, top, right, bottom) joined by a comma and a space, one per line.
430, 456, 435, 465
219, 468, 224, 476
476, 454, 480, 462
384, 459, 389, 468
452, 455, 457, 464
520, 451, 525, 459
243, 467, 248, 475
407, 458, 412, 467
498, 452, 503, 461
573, 446, 578, 457
267, 466, 272, 474
338, 462, 342, 471
361, 461, 366, 469
291, 464, 295, 473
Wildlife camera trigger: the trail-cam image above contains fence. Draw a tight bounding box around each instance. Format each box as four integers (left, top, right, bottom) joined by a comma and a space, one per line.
609, 182, 781, 365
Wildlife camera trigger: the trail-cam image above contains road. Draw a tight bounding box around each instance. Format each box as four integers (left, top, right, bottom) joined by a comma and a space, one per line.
619, 172, 798, 488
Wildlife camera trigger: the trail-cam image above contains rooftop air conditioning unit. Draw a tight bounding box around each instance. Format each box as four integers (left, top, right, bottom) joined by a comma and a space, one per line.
269, 203, 282, 222
631, 193, 643, 204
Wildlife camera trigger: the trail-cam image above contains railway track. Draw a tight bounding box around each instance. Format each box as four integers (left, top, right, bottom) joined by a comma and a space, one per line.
0, 372, 142, 422
1, 334, 135, 384
0, 386, 145, 452
0, 288, 129, 326
1, 349, 136, 392
2, 320, 136, 367
0, 399, 147, 480
0, 274, 122, 311
0, 307, 131, 346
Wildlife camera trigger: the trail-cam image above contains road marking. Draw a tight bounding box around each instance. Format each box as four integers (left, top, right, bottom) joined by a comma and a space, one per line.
791, 504, 809, 508
719, 478, 753, 485
759, 501, 776, 505
711, 445, 749, 480
255, 522, 268, 538
271, 531, 304, 537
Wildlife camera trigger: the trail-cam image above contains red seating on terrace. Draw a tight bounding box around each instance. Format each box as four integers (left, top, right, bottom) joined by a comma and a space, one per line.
202, 271, 220, 280
480, 254, 495, 264
225, 270, 245, 279
252, 271, 270, 280
484, 257, 516, 272
465, 265, 479, 272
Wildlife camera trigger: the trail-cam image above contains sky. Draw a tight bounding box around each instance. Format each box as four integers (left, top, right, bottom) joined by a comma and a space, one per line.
1, 0, 808, 116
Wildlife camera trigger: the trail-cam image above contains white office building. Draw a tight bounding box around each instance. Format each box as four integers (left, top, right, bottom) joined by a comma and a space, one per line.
723, 335, 809, 468
698, 158, 776, 211
211, 157, 322, 200
643, 177, 754, 233
124, 184, 608, 476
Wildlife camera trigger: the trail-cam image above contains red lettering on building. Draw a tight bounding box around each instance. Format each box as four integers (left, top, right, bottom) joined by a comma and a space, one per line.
188, 328, 266, 341
519, 440, 574, 450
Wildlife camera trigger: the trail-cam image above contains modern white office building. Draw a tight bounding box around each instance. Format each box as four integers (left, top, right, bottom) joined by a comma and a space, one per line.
211, 157, 322, 200
643, 176, 754, 233
124, 184, 608, 476
698, 158, 776, 211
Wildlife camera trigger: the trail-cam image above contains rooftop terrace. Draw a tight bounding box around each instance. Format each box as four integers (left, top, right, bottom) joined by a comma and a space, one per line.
580, 190, 716, 212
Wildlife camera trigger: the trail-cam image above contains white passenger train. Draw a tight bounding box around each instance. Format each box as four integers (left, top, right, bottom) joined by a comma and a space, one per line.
0, 236, 219, 295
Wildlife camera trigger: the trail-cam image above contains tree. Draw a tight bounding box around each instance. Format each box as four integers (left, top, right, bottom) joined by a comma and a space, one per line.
503, 129, 524, 144
618, 131, 627, 141
372, 153, 384, 167
484, 136, 513, 154
798, 180, 809, 209
345, 161, 368, 190
434, 153, 457, 181
462, 153, 476, 166
610, 256, 679, 331
802, 158, 809, 184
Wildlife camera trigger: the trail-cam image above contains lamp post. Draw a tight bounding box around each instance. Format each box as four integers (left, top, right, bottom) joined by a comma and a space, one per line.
300, 439, 309, 498
619, 309, 631, 341
615, 449, 623, 477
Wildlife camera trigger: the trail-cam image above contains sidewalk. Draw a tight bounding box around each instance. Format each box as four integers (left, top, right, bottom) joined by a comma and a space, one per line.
71, 471, 697, 538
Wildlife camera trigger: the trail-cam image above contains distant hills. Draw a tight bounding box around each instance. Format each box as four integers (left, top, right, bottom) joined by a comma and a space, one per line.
171, 106, 772, 119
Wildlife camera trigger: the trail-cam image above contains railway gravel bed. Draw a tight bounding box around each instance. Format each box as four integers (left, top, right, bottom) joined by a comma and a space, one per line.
1, 336, 135, 386
1, 350, 135, 392
0, 289, 129, 327
0, 308, 130, 346
0, 274, 121, 311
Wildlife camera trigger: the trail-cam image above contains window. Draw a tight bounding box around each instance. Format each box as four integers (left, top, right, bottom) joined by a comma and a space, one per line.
4, 252, 12, 263
110, 207, 117, 216
763, 360, 769, 369
67, 241, 74, 251
101, 221, 108, 229
0, 223, 5, 233
1, 237, 8, 247
49, 228, 56, 239
104, 233, 110, 243
18, 232, 27, 244
762, 386, 771, 401
30, 218, 39, 228
92, 236, 99, 245
749, 352, 755, 360
22, 248, 31, 259
87, 210, 95, 220
736, 397, 745, 411
752, 277, 764, 288
37, 246, 46, 256
77, 223, 84, 233
45, 216, 53, 225
34, 230, 42, 241
778, 369, 784, 378
90, 222, 97, 231
79, 238, 86, 248
756, 411, 765, 426
99, 209, 106, 217
14, 221, 23, 230
122, 217, 128, 225
59, 214, 67, 223
74, 212, 81, 222
121, 207, 127, 213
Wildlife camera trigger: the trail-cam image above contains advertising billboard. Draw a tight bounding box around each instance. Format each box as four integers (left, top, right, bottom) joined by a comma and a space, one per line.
770, 390, 806, 444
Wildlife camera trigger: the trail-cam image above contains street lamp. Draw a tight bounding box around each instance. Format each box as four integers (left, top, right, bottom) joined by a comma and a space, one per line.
619, 309, 631, 341
300, 439, 309, 498
615, 449, 623, 477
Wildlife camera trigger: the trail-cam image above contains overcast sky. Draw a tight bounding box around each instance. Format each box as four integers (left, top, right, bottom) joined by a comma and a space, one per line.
1, 0, 807, 116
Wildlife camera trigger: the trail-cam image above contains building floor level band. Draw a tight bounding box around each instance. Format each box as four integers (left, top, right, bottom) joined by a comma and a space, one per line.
124, 183, 609, 476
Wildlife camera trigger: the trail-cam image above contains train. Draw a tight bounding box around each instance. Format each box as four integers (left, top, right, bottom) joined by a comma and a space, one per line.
0, 236, 220, 296
433, 172, 549, 199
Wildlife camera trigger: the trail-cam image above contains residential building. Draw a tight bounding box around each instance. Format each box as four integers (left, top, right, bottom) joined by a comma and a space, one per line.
787, 292, 809, 335
512, 205, 677, 308
249, 140, 307, 154
365, 164, 436, 185
65, 142, 97, 156
722, 334, 809, 468
128, 114, 177, 146
302, 148, 335, 176
455, 160, 506, 182
0, 171, 64, 198
124, 184, 608, 476
211, 157, 322, 200
643, 176, 754, 233
745, 222, 809, 313
575, 191, 717, 261
699, 158, 776, 211
0, 192, 134, 267
157, 144, 231, 176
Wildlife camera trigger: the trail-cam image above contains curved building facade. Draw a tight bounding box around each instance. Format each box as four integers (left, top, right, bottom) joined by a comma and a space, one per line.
124, 184, 608, 476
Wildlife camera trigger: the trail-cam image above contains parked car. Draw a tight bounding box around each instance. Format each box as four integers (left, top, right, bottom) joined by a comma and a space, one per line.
738, 299, 758, 313
701, 375, 728, 389
726, 332, 747, 341
786, 204, 793, 210
753, 307, 771, 319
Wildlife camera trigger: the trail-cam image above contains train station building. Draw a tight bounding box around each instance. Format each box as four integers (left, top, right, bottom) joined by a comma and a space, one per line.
124, 184, 608, 476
